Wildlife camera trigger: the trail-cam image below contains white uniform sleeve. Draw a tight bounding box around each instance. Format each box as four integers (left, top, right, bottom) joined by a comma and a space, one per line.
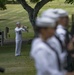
21, 28, 26, 31
15, 28, 25, 32
34, 49, 53, 74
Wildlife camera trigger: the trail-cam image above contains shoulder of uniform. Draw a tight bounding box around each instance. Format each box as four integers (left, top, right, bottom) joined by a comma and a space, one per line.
31, 43, 47, 57
31, 37, 55, 54
31, 38, 40, 46
47, 37, 57, 45
56, 28, 66, 35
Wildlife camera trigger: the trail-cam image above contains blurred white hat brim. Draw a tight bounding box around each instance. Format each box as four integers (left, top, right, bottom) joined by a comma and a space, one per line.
58, 12, 68, 17
36, 17, 56, 27
16, 22, 20, 25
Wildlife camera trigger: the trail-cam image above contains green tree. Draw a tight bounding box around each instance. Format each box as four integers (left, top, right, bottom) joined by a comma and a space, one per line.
17, 0, 53, 35
65, 0, 74, 4
0, 0, 7, 10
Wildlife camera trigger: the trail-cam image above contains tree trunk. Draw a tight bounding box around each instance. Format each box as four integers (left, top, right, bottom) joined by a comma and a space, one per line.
17, 0, 51, 36
29, 12, 38, 37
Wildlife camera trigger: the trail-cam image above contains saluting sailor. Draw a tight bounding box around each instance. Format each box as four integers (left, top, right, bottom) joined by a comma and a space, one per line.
15, 22, 27, 56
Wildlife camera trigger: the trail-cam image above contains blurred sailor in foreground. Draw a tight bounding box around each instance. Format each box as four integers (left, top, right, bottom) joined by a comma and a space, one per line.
42, 9, 67, 54
41, 9, 68, 75
15, 22, 28, 56
42, 8, 74, 71
30, 15, 68, 75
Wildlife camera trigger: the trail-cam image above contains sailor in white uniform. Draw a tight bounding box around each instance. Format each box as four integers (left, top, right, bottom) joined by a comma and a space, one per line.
53, 9, 74, 51
41, 9, 68, 73
54, 9, 69, 45
41, 9, 65, 52
15, 22, 26, 56
41, 8, 74, 73
30, 15, 68, 75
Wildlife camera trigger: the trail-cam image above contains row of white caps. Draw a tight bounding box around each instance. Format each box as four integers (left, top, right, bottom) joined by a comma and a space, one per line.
36, 8, 68, 27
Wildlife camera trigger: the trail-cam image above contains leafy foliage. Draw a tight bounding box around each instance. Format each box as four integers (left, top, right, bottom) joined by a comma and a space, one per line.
0, 0, 7, 10
65, 0, 74, 4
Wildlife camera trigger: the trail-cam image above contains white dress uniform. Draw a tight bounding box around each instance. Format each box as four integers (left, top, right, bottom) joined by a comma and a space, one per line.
31, 37, 67, 75
47, 36, 67, 73
55, 9, 71, 45
31, 16, 67, 75
15, 27, 25, 56
41, 9, 68, 75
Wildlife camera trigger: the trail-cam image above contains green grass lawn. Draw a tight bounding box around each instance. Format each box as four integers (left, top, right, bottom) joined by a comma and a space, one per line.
0, 43, 36, 75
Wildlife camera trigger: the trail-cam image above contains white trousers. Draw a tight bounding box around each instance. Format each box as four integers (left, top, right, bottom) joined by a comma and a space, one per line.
15, 40, 22, 56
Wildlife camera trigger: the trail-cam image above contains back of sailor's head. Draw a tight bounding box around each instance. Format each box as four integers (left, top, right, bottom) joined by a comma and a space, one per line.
16, 22, 21, 25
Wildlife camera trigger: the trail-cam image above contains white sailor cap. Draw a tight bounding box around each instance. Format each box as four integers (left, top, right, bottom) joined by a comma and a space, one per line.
36, 17, 56, 27
41, 11, 59, 21
54, 9, 68, 17
16, 22, 20, 25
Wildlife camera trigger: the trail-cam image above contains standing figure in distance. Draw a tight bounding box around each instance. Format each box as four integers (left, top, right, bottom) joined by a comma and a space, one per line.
15, 22, 27, 56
